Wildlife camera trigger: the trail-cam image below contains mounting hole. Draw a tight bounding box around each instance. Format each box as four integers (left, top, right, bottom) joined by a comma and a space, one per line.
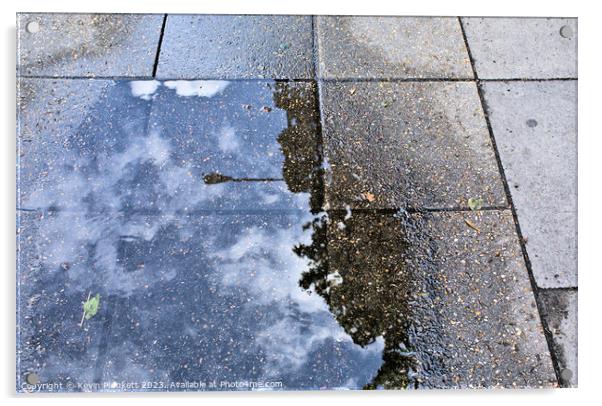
559, 25, 573, 39
25, 372, 39, 385
26, 21, 40, 34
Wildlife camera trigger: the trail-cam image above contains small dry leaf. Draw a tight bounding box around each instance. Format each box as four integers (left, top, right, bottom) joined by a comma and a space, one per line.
362, 192, 376, 202
349, 87, 356, 95
464, 219, 481, 233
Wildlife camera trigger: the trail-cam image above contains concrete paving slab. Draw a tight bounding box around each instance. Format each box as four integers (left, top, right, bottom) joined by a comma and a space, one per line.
482, 81, 577, 288
95, 213, 388, 391
539, 289, 578, 387
148, 80, 319, 180
156, 15, 314, 79
18, 79, 320, 213
17, 212, 108, 392
17, 211, 385, 391
313, 209, 555, 388
405, 210, 556, 387
461, 18, 577, 79
17, 208, 556, 390
320, 81, 507, 209
315, 16, 473, 79
18, 79, 150, 212
17, 13, 163, 77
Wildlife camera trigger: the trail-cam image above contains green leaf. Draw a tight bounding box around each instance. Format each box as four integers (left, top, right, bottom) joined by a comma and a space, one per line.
83, 294, 101, 320
468, 197, 483, 211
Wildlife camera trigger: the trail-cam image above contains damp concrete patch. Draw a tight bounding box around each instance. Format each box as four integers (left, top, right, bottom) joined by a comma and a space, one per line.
17, 13, 164, 77
320, 81, 507, 210
406, 210, 557, 388
316, 16, 473, 79
539, 289, 578, 387
156, 15, 314, 80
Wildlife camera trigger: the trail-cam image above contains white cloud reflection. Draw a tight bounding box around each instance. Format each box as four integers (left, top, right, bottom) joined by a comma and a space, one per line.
217, 125, 240, 153
211, 221, 384, 378
130, 80, 230, 100
163, 80, 230, 98
129, 80, 161, 101
20, 80, 383, 388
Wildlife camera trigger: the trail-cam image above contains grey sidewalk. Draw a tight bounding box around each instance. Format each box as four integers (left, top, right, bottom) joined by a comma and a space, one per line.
16, 14, 577, 390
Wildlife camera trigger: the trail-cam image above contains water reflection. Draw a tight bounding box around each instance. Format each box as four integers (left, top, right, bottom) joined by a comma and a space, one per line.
274, 81, 418, 388
19, 78, 407, 390
273, 81, 324, 214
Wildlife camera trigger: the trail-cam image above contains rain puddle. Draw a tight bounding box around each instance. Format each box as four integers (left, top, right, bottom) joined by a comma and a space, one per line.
17, 78, 434, 391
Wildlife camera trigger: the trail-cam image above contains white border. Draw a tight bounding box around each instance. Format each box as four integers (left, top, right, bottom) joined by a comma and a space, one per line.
2, 1, 599, 405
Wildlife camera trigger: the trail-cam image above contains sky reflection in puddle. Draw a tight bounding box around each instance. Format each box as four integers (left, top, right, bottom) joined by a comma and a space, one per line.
17, 79, 414, 391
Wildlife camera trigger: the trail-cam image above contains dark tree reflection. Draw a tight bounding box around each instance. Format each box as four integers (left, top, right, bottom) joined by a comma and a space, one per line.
274, 81, 418, 389
273, 81, 324, 214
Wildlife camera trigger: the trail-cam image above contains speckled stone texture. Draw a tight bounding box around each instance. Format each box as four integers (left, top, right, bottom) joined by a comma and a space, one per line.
407, 210, 556, 388
461, 18, 577, 79
320, 81, 507, 209
482, 81, 577, 288
539, 289, 578, 387
156, 15, 314, 79
315, 16, 473, 79
17, 14, 164, 77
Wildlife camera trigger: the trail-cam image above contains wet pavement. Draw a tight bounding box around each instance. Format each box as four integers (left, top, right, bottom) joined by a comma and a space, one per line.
320, 81, 506, 209
316, 17, 473, 79
156, 15, 314, 79
539, 289, 578, 387
16, 14, 577, 391
17, 14, 163, 77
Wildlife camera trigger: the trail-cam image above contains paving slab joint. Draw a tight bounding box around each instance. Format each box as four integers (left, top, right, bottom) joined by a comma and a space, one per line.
152, 14, 168, 78
458, 16, 564, 386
